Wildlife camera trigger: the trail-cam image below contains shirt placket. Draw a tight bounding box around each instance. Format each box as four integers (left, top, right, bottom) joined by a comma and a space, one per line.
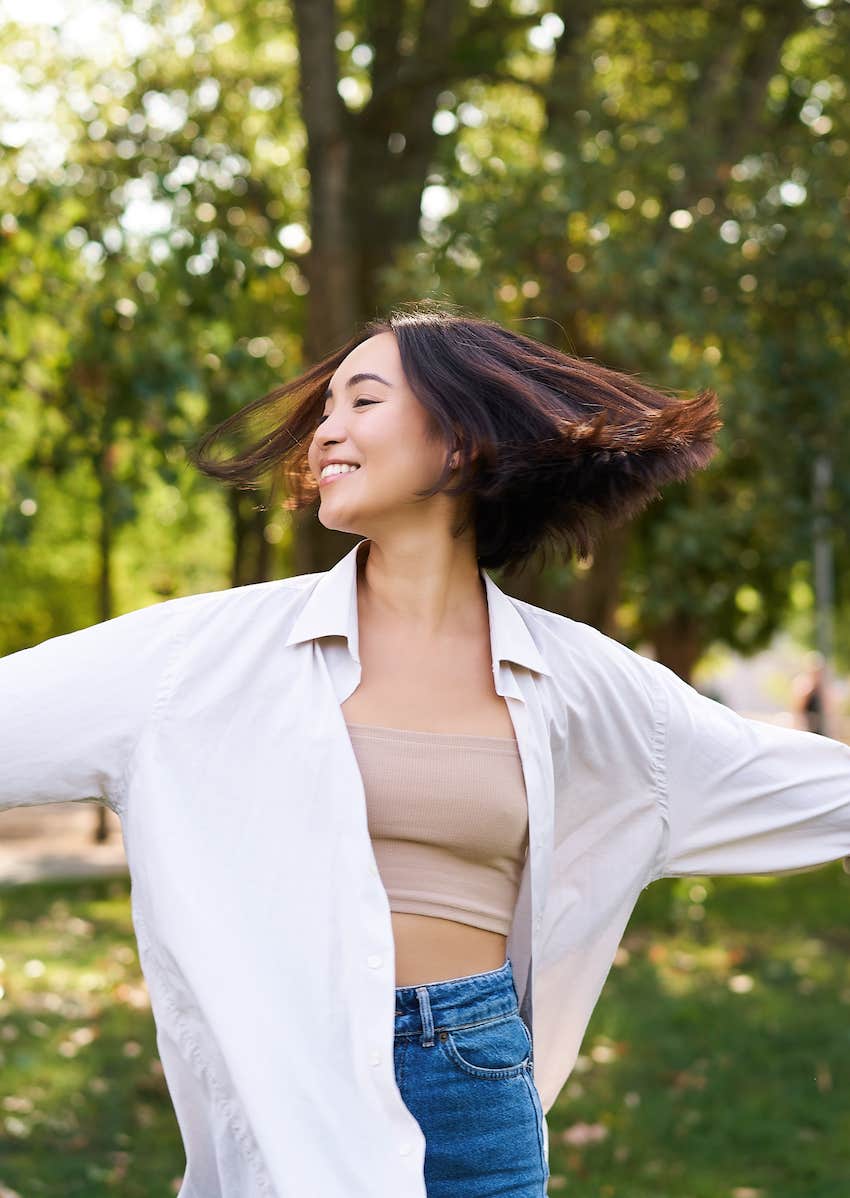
497, 663, 554, 1050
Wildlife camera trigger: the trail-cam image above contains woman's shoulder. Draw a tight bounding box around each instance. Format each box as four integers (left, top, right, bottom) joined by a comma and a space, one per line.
158, 569, 323, 612
509, 592, 657, 679
113, 571, 325, 652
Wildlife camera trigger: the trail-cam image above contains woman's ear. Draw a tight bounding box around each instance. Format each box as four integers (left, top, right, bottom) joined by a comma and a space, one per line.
450, 442, 478, 469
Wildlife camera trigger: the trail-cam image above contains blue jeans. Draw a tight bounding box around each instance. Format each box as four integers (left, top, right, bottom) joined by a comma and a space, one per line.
394, 957, 550, 1196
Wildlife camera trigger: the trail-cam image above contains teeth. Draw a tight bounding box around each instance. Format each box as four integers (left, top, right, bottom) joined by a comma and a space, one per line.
321, 463, 360, 479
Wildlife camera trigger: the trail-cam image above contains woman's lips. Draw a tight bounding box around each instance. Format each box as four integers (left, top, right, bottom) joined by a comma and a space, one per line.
319, 467, 362, 488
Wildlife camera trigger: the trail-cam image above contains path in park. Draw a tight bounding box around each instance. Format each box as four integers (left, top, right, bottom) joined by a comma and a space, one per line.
0, 802, 127, 887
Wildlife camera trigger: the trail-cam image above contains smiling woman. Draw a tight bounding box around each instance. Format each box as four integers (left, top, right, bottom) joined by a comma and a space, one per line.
168, 297, 727, 1196
186, 298, 722, 577
299, 326, 499, 557
5, 298, 850, 1198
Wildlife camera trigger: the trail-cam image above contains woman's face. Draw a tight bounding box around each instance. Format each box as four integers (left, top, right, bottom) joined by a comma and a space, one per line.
307, 331, 456, 539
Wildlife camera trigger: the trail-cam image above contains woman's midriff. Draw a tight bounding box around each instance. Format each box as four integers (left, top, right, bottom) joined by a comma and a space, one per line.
391, 911, 508, 987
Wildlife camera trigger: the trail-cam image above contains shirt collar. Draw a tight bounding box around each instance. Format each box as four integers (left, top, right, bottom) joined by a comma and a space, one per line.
285, 537, 552, 678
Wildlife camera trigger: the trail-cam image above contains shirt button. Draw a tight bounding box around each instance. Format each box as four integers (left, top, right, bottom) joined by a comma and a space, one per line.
399, 1142, 413, 1156
367, 954, 383, 968
369, 1050, 381, 1066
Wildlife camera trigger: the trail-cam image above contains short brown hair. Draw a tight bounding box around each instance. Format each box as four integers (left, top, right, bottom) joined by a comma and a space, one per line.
187, 300, 722, 576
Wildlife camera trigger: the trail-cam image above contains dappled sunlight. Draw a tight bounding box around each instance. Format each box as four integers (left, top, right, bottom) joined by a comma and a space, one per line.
0, 877, 184, 1193
544, 868, 850, 1193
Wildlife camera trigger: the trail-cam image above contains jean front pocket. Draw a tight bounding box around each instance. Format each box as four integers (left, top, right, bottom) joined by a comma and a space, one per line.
438, 1012, 532, 1079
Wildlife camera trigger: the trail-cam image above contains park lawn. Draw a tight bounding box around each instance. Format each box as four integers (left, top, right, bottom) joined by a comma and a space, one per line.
548, 864, 850, 1198
0, 868, 849, 1197
0, 876, 184, 1197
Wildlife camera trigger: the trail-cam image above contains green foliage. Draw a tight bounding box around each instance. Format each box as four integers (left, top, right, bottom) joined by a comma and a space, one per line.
0, 0, 848, 664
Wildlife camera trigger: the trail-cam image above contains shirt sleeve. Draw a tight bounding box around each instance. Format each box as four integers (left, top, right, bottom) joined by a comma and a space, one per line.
0, 598, 185, 818
643, 656, 850, 880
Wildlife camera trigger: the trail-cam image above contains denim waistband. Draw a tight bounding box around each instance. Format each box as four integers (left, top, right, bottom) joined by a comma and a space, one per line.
393, 958, 518, 1043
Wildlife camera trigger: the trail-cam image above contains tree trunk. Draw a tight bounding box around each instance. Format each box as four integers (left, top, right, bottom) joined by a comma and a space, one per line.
229, 490, 281, 587
93, 443, 114, 844
560, 523, 631, 637
229, 488, 249, 589
291, 0, 359, 360
290, 0, 470, 577
646, 613, 706, 685
497, 522, 629, 634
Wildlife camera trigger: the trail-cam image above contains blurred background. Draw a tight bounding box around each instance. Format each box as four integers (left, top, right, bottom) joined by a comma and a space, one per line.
1, 0, 850, 1194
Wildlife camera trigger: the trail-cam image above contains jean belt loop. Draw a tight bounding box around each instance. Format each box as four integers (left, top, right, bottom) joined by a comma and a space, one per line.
414, 985, 435, 1047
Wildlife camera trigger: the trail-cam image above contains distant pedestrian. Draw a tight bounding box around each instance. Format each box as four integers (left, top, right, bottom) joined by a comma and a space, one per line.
792, 651, 829, 735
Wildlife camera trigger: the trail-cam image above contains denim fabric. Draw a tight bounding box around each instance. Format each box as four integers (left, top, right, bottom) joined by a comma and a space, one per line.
394, 957, 550, 1196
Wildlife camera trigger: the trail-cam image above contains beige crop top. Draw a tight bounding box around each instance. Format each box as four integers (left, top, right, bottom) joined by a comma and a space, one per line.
345, 722, 529, 936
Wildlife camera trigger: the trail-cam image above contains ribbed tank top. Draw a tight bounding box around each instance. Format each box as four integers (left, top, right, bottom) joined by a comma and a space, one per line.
345, 721, 529, 936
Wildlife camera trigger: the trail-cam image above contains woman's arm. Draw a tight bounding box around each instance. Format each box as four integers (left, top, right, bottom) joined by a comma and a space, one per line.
0, 599, 185, 818
641, 656, 850, 881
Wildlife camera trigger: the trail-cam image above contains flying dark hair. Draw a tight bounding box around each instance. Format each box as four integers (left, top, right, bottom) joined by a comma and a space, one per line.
187, 300, 722, 576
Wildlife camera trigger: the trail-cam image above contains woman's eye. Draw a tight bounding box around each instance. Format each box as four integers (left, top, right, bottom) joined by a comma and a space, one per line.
316, 398, 374, 425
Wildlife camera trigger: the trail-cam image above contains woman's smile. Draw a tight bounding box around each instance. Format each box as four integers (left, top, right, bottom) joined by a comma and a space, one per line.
319, 465, 363, 487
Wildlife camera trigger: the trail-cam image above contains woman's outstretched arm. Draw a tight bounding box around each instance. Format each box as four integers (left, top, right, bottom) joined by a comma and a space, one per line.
642, 655, 850, 881
0, 599, 185, 818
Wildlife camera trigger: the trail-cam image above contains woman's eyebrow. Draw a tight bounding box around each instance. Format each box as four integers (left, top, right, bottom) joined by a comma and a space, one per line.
323, 372, 392, 400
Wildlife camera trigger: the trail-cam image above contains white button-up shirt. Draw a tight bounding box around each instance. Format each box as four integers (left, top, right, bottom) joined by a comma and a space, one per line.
3, 537, 850, 1197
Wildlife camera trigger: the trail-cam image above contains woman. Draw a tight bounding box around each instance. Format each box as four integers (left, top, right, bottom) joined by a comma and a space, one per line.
3, 303, 850, 1197
792, 651, 828, 736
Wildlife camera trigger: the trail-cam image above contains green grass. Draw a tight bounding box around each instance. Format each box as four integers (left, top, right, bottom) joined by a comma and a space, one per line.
546, 865, 850, 1198
1, 868, 849, 1196
0, 876, 184, 1196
